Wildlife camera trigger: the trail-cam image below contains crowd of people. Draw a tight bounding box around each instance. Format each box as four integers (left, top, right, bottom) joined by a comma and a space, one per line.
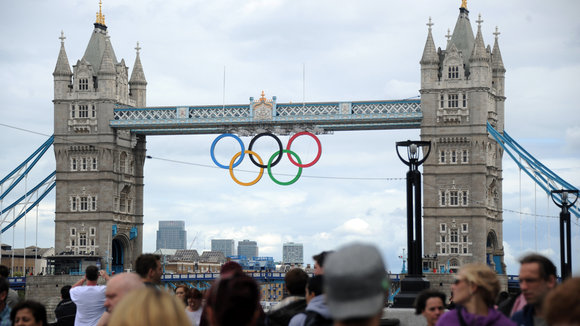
0, 247, 579, 326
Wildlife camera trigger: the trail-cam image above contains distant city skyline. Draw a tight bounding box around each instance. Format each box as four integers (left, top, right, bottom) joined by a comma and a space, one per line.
211, 239, 236, 257
283, 242, 304, 265
156, 220, 187, 250
238, 239, 259, 259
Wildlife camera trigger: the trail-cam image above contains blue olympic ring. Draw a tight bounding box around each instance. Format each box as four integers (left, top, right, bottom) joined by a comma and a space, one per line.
210, 133, 245, 169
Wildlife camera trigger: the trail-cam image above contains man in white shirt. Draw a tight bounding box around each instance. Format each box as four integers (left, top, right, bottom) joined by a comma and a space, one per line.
70, 266, 109, 326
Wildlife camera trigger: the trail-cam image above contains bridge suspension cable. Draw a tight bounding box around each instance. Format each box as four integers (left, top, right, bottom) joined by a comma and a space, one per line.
488, 123, 579, 218
0, 136, 56, 234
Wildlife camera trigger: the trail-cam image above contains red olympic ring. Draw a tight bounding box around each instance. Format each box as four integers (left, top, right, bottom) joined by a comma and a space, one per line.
286, 131, 322, 168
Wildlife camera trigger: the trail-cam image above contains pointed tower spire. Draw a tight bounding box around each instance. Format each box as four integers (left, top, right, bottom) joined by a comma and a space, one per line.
448, 2, 475, 66
98, 36, 116, 75
470, 14, 490, 61
95, 0, 106, 28
129, 42, 147, 85
53, 31, 72, 76
491, 26, 505, 72
129, 42, 147, 107
421, 17, 439, 65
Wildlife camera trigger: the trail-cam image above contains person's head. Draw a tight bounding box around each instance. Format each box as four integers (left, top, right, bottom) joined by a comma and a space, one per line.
284, 268, 308, 296
175, 285, 188, 302
220, 261, 243, 277
305, 275, 324, 303
186, 288, 203, 311
10, 300, 48, 326
85, 265, 99, 282
60, 285, 72, 301
518, 253, 557, 306
544, 277, 580, 326
104, 273, 145, 313
324, 243, 388, 325
108, 288, 190, 326
135, 254, 162, 284
0, 277, 10, 306
0, 265, 9, 278
205, 272, 261, 326
414, 290, 446, 326
312, 251, 333, 275
452, 263, 499, 308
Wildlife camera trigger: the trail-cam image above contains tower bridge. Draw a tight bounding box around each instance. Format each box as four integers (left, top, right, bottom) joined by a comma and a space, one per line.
1, 1, 578, 281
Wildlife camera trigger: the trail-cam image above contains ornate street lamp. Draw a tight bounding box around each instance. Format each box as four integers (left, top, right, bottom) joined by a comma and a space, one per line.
393, 140, 431, 308
550, 189, 578, 280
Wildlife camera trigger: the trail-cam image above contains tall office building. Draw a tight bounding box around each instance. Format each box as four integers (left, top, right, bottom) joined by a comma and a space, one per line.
282, 242, 303, 265
156, 221, 187, 250
238, 240, 259, 259
211, 239, 235, 257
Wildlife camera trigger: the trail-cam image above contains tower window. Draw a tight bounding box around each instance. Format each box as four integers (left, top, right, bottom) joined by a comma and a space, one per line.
81, 157, 87, 171
440, 224, 446, 232
80, 196, 88, 211
91, 157, 98, 170
91, 197, 97, 211
462, 150, 469, 163
463, 247, 468, 254
462, 93, 467, 107
440, 150, 446, 164
441, 235, 446, 243
449, 191, 459, 206
462, 223, 469, 232
92, 105, 96, 118
440, 191, 446, 206
451, 247, 459, 254
463, 236, 468, 242
440, 94, 445, 108
71, 158, 77, 171
71, 197, 78, 211
79, 233, 87, 246
79, 78, 89, 90
448, 94, 459, 108
451, 231, 458, 243
90, 227, 96, 236
461, 191, 469, 206
451, 150, 457, 163
79, 105, 89, 118
448, 66, 459, 79
71, 228, 76, 236
70, 105, 76, 118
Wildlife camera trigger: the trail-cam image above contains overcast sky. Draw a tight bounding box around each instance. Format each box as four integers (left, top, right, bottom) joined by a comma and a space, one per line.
0, 0, 579, 275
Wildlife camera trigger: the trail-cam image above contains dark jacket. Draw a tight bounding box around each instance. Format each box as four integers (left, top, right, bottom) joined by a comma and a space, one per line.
267, 298, 307, 326
54, 298, 77, 326
511, 304, 540, 326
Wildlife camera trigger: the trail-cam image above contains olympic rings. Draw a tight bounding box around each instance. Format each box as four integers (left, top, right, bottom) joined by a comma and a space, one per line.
268, 150, 302, 186
248, 132, 283, 168
229, 150, 264, 186
286, 131, 322, 167
210, 133, 245, 169
210, 132, 322, 186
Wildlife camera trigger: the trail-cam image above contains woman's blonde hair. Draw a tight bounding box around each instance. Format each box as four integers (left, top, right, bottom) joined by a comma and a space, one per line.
459, 263, 500, 307
109, 287, 190, 326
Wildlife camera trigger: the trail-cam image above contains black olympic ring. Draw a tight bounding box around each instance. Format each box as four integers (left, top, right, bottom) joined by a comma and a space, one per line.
248, 132, 284, 168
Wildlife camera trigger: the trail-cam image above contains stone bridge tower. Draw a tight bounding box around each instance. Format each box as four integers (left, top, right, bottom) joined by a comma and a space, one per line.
420, 3, 506, 273
52, 5, 147, 273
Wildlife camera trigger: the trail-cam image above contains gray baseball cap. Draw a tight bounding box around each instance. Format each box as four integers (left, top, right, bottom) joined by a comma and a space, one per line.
324, 243, 389, 320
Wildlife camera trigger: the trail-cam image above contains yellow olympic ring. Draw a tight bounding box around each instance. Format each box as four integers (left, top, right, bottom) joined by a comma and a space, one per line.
229, 150, 264, 186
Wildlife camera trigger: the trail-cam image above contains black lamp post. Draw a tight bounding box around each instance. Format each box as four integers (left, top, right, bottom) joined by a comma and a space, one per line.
393, 140, 431, 308
550, 189, 578, 280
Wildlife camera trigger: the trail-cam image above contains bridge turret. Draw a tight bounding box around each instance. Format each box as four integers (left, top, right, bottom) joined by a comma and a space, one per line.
97, 38, 116, 98
420, 17, 440, 87
53, 31, 72, 100
129, 42, 147, 107
468, 15, 491, 86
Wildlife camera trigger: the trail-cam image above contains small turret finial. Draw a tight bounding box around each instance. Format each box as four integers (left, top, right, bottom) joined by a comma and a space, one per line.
493, 26, 501, 40
461, 0, 467, 9
445, 28, 452, 42
96, 0, 106, 26
135, 42, 141, 54
59, 31, 66, 44
426, 17, 434, 31
260, 90, 266, 102
476, 13, 483, 28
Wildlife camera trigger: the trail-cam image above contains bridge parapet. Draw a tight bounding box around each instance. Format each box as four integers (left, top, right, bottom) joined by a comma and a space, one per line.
111, 99, 421, 135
